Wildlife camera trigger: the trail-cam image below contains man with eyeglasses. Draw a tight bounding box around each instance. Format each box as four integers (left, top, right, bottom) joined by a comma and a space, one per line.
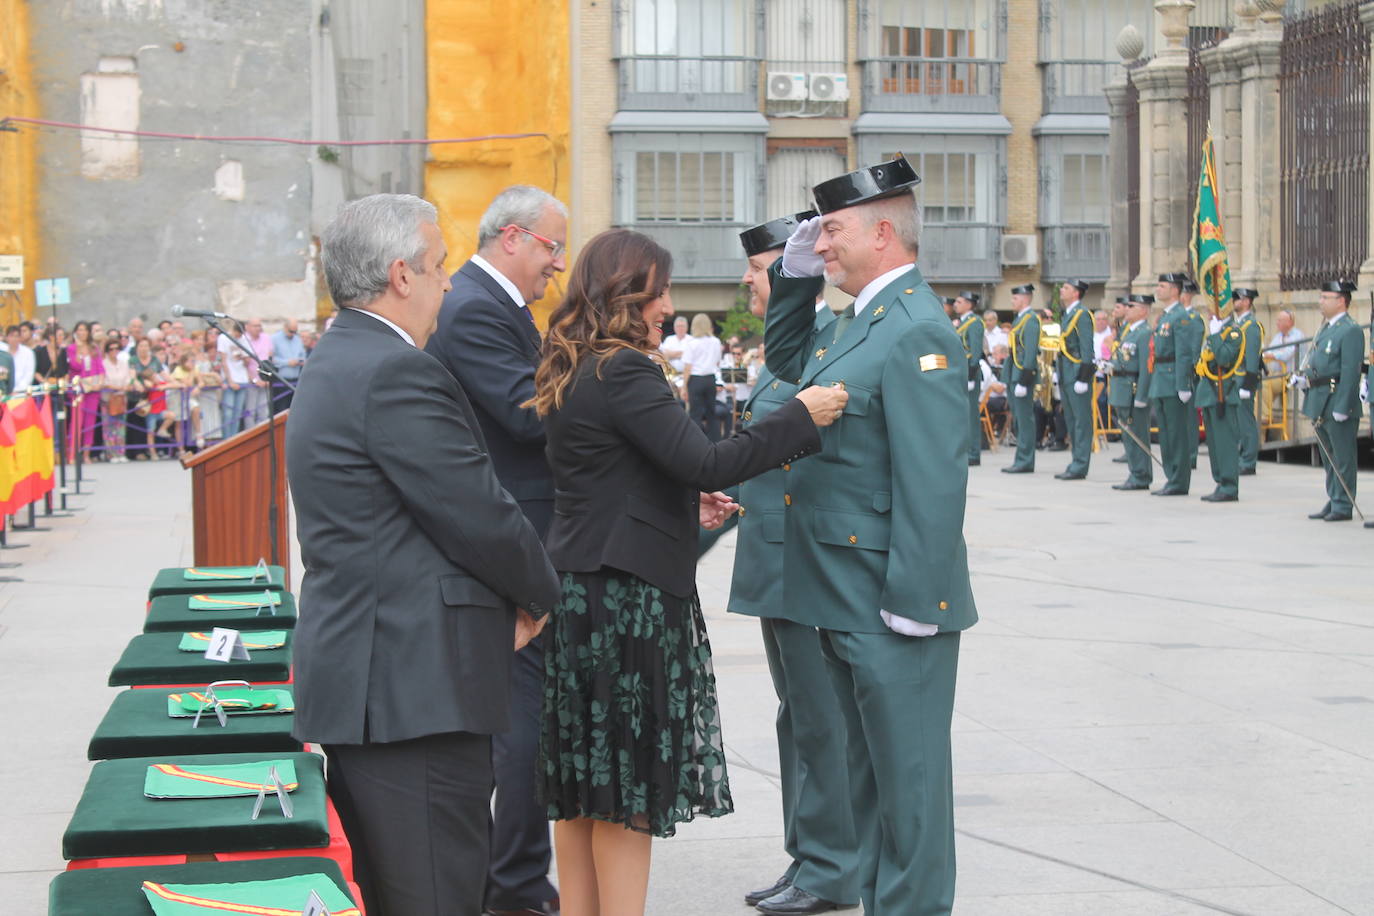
425, 184, 568, 916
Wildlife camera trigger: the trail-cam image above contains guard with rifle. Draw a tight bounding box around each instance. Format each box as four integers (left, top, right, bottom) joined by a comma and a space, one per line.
1231, 289, 1263, 475
1109, 293, 1155, 491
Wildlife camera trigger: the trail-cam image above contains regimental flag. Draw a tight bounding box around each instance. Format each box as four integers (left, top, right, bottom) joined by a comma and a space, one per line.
1190, 128, 1233, 319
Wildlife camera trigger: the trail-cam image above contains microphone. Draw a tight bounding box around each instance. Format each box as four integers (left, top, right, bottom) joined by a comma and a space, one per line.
171, 304, 231, 320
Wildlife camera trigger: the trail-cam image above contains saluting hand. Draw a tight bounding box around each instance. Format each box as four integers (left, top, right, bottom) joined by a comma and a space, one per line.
781, 217, 826, 278
796, 383, 849, 428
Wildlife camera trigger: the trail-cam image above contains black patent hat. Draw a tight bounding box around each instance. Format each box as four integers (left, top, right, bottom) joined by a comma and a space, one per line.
942, 297, 957, 307
1114, 296, 1129, 305
1158, 272, 1188, 286
811, 155, 921, 215
1010, 283, 1035, 296
956, 290, 981, 306
1232, 287, 1258, 301
1128, 293, 1156, 306
1182, 279, 1200, 294
739, 210, 818, 257
1062, 278, 1090, 294
1321, 279, 1357, 293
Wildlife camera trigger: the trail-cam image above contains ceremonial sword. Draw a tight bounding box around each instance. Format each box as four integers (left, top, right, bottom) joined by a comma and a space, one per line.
1311, 416, 1365, 522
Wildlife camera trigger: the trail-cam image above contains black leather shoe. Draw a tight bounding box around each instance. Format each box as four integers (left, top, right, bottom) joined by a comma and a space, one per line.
1190, 460, 1197, 469
1364, 519, 1374, 529
969, 459, 981, 466
1325, 512, 1353, 522
746, 877, 792, 907
1001, 466, 1033, 474
1200, 492, 1238, 502
1048, 443, 1068, 451
756, 885, 843, 915
1308, 508, 1332, 520
1054, 471, 1087, 480
1112, 481, 1149, 491
1239, 467, 1256, 476
1152, 487, 1187, 496
1112, 455, 1128, 463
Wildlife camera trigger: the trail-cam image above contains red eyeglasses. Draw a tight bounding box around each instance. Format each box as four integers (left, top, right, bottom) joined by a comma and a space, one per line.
502, 224, 565, 260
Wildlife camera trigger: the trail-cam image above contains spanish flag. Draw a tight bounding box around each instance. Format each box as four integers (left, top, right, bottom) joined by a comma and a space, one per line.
0, 396, 55, 514
1190, 127, 1233, 319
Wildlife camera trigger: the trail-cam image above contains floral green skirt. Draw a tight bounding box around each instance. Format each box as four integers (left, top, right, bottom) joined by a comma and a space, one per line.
537, 569, 733, 837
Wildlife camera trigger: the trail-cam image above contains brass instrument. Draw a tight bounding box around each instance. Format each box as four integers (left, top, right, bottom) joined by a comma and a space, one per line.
1036, 322, 1061, 410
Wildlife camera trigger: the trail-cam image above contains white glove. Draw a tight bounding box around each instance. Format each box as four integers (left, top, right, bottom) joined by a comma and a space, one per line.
1073, 380, 1089, 395
1014, 384, 1028, 398
780, 216, 825, 278
1178, 390, 1192, 404
1239, 387, 1252, 400
1361, 376, 1369, 404
880, 610, 938, 637
1333, 411, 1349, 422
967, 380, 975, 391
1133, 400, 1148, 409
1209, 316, 1226, 333
1288, 374, 1309, 390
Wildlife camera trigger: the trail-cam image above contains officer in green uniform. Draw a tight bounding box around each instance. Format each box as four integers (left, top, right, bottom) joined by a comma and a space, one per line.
729, 212, 859, 916
1231, 289, 1263, 475
1194, 307, 1244, 502
953, 291, 985, 466
1182, 278, 1204, 470
764, 156, 977, 916
1001, 284, 1040, 474
1109, 294, 1153, 490
1293, 280, 1365, 522
1146, 273, 1201, 495
1054, 279, 1095, 479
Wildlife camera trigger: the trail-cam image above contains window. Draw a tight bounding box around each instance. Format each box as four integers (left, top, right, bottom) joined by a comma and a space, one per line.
767, 146, 847, 216
765, 0, 847, 117
634, 151, 739, 222
1040, 0, 1154, 112
1039, 135, 1110, 280
618, 0, 759, 109
860, 0, 1002, 112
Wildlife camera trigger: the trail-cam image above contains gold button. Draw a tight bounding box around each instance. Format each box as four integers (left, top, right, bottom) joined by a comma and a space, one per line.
784, 494, 792, 506
938, 601, 949, 610
904, 288, 914, 294
738, 507, 746, 517
743, 410, 752, 421
771, 381, 779, 390
848, 534, 858, 544
782, 463, 791, 471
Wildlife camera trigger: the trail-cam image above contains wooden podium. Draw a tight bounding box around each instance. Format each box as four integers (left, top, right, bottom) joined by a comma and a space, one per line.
182, 411, 291, 589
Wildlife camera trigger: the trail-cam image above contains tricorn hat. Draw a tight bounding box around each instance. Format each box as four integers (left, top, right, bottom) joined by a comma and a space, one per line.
1010, 283, 1035, 296
739, 210, 818, 258
1128, 293, 1156, 306
1320, 279, 1357, 293
1062, 278, 1090, 294
942, 296, 957, 307
1182, 278, 1200, 294
1158, 272, 1188, 287
1114, 296, 1129, 305
956, 290, 981, 306
812, 155, 921, 215
1232, 287, 1259, 301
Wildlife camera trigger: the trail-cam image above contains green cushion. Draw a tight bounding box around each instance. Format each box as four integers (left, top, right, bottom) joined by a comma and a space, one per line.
108, 632, 292, 687
88, 688, 302, 760
62, 752, 328, 860
48, 856, 352, 916
148, 566, 287, 599
144, 593, 298, 634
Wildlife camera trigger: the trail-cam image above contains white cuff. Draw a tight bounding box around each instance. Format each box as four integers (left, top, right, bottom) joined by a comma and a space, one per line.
880, 610, 939, 637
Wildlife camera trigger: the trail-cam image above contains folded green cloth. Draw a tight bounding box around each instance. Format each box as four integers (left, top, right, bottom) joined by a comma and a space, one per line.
143, 759, 298, 799
141, 873, 360, 915
166, 687, 295, 718
182, 566, 271, 582
177, 630, 288, 652
187, 592, 282, 611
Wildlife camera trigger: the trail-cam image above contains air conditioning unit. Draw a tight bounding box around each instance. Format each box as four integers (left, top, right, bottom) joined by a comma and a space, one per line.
1000, 234, 1039, 266
807, 72, 850, 102
766, 72, 808, 101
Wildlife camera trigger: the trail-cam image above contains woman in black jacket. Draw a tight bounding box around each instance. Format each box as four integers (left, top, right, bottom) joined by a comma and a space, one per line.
529, 229, 847, 915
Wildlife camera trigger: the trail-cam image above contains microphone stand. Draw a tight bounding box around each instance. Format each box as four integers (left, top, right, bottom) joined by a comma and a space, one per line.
200, 316, 296, 572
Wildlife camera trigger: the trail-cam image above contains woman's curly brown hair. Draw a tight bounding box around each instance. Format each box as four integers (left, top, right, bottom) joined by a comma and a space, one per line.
528, 229, 672, 416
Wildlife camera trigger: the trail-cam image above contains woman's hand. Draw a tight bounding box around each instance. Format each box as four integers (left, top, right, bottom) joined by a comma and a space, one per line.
795, 383, 850, 428
699, 490, 738, 530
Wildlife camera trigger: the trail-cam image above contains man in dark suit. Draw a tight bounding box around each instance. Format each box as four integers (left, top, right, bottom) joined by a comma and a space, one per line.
288, 193, 562, 916
425, 185, 566, 916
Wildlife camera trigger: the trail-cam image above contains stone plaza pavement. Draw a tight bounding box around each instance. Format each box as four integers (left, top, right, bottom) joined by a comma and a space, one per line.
0, 446, 1369, 915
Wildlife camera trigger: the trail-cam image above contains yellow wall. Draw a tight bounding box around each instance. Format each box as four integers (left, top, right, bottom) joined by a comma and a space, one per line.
425, 0, 571, 323
0, 0, 39, 323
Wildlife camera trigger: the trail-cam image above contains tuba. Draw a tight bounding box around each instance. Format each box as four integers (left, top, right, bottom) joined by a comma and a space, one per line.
1037, 321, 1062, 410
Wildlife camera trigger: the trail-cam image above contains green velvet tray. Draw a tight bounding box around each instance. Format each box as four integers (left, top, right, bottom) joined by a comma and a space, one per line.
144, 593, 298, 633
108, 632, 292, 687
48, 855, 353, 916
88, 688, 302, 760
148, 566, 286, 599
62, 751, 328, 860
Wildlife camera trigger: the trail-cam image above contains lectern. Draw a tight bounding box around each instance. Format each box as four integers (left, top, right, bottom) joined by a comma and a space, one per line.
182, 411, 290, 588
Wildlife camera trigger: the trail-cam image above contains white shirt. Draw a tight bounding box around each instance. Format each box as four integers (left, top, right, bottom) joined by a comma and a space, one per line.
659, 333, 690, 373
984, 324, 1009, 354
853, 263, 916, 316
346, 308, 415, 347
10, 344, 34, 391
682, 335, 722, 377
1266, 327, 1304, 372
1093, 328, 1113, 361
469, 253, 526, 308
978, 358, 1002, 397
217, 333, 253, 384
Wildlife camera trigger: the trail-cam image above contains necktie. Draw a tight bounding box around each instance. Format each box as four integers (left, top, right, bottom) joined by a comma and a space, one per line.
831, 304, 856, 345
518, 305, 536, 327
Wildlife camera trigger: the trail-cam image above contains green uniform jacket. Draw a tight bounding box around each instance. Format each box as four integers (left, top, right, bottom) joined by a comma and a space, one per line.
728, 308, 835, 620
0, 349, 13, 397
1236, 312, 1263, 394
1146, 304, 1202, 397
1301, 313, 1366, 420
1193, 318, 1243, 408
955, 312, 984, 384
1002, 309, 1041, 389
764, 262, 977, 634
1055, 304, 1096, 385
1107, 320, 1150, 408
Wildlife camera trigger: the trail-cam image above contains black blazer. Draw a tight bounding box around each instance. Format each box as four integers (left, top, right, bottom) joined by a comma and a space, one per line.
285, 309, 561, 745
426, 260, 553, 535
544, 348, 821, 597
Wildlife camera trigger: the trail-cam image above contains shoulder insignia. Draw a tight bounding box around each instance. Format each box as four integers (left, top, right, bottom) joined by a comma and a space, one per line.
874, 305, 885, 316
815, 347, 827, 359
919, 353, 948, 372
904, 288, 914, 294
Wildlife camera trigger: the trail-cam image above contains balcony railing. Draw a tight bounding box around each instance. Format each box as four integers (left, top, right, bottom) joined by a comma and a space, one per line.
1041, 225, 1110, 281
1041, 60, 1117, 115
860, 57, 1001, 113
918, 224, 1002, 282
616, 56, 760, 111
621, 222, 754, 283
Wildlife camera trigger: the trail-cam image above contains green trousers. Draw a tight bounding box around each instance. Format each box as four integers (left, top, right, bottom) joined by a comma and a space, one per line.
1237, 394, 1260, 471
1061, 383, 1093, 475
1008, 390, 1036, 470
1201, 404, 1239, 497
1153, 396, 1193, 492
1315, 413, 1358, 515
1119, 403, 1153, 486
761, 617, 860, 904
820, 628, 960, 916
966, 385, 981, 463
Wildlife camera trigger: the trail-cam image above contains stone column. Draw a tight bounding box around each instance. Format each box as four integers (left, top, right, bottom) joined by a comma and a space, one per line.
1130, 0, 1195, 285
1357, 2, 1374, 293
1105, 25, 1144, 300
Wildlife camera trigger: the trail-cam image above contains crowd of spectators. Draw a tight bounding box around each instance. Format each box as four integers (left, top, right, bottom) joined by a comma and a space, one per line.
4, 314, 318, 463
658, 314, 769, 441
